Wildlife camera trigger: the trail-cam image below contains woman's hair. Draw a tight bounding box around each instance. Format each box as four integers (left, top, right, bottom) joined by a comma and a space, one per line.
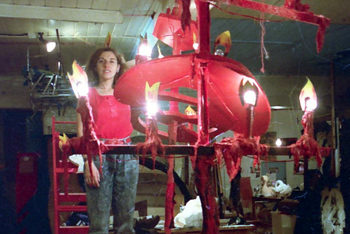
86, 47, 126, 87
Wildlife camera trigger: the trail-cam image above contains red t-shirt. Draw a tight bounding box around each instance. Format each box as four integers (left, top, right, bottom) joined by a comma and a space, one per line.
87, 87, 133, 139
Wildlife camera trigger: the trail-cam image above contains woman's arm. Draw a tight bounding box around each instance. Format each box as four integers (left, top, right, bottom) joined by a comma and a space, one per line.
77, 113, 100, 187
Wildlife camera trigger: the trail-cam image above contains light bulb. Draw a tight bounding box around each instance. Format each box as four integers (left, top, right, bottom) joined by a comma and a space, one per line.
138, 43, 152, 57
305, 98, 317, 112
46, 41, 56, 52
76, 81, 89, 97
275, 138, 282, 147
146, 101, 159, 117
243, 90, 257, 106
214, 48, 224, 56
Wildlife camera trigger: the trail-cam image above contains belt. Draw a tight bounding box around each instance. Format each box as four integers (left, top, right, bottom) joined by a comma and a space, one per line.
101, 137, 131, 145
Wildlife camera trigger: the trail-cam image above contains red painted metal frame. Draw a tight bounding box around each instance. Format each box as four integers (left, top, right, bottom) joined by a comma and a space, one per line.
51, 116, 88, 234
194, 1, 220, 233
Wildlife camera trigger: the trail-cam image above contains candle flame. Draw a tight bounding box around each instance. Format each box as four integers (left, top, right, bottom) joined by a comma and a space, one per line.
185, 105, 196, 115
241, 77, 255, 87
145, 81, 160, 102
138, 35, 151, 57
214, 30, 232, 56
192, 32, 198, 50
145, 81, 160, 117
104, 32, 112, 48
67, 60, 89, 98
58, 133, 69, 151
299, 77, 317, 111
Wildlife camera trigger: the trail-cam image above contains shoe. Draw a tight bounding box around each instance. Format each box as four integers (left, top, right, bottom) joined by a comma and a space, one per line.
135, 215, 160, 229
228, 216, 246, 225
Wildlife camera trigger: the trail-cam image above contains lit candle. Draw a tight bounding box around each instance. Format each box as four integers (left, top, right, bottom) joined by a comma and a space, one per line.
67, 60, 89, 98
290, 77, 320, 175
214, 30, 232, 56
239, 77, 259, 138
136, 36, 152, 64
67, 61, 104, 177
299, 77, 317, 136
145, 81, 160, 118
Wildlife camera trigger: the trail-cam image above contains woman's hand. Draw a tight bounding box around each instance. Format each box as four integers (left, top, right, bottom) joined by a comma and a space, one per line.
84, 161, 100, 188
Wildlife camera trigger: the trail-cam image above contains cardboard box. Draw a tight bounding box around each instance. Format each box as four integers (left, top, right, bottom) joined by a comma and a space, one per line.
271, 211, 296, 234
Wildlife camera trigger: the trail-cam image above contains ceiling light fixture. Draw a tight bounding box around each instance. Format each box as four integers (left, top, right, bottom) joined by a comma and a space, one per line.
38, 32, 56, 53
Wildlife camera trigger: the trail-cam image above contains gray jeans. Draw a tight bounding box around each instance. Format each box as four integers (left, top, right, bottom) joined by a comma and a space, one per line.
85, 154, 139, 234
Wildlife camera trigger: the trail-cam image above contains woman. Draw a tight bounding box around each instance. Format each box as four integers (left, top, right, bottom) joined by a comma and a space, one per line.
77, 47, 139, 234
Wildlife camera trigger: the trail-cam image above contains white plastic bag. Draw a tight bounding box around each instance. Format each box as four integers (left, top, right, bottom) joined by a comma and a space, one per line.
174, 196, 203, 228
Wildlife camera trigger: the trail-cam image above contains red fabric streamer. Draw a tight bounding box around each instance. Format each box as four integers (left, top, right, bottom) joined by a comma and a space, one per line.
214, 134, 268, 181
165, 160, 175, 232
76, 97, 107, 178
289, 111, 331, 171
136, 117, 165, 167
136, 117, 172, 230
301, 111, 314, 136
165, 120, 177, 231
259, 17, 266, 73
290, 134, 320, 171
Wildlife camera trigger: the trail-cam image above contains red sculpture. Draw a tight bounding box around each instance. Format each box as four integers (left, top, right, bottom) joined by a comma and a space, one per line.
113, 1, 330, 233
60, 1, 330, 233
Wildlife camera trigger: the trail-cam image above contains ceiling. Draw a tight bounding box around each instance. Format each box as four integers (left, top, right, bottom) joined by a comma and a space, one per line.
0, 0, 350, 117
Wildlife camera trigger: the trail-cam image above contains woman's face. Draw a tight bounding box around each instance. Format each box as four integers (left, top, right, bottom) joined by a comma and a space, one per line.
95, 51, 120, 83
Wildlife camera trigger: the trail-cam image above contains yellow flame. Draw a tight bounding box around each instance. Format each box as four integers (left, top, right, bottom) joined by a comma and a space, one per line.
241, 77, 256, 87
185, 105, 196, 115
299, 77, 317, 111
104, 32, 112, 48
145, 81, 160, 117
214, 30, 232, 55
67, 60, 88, 98
193, 32, 198, 44
58, 133, 69, 151
145, 81, 160, 103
